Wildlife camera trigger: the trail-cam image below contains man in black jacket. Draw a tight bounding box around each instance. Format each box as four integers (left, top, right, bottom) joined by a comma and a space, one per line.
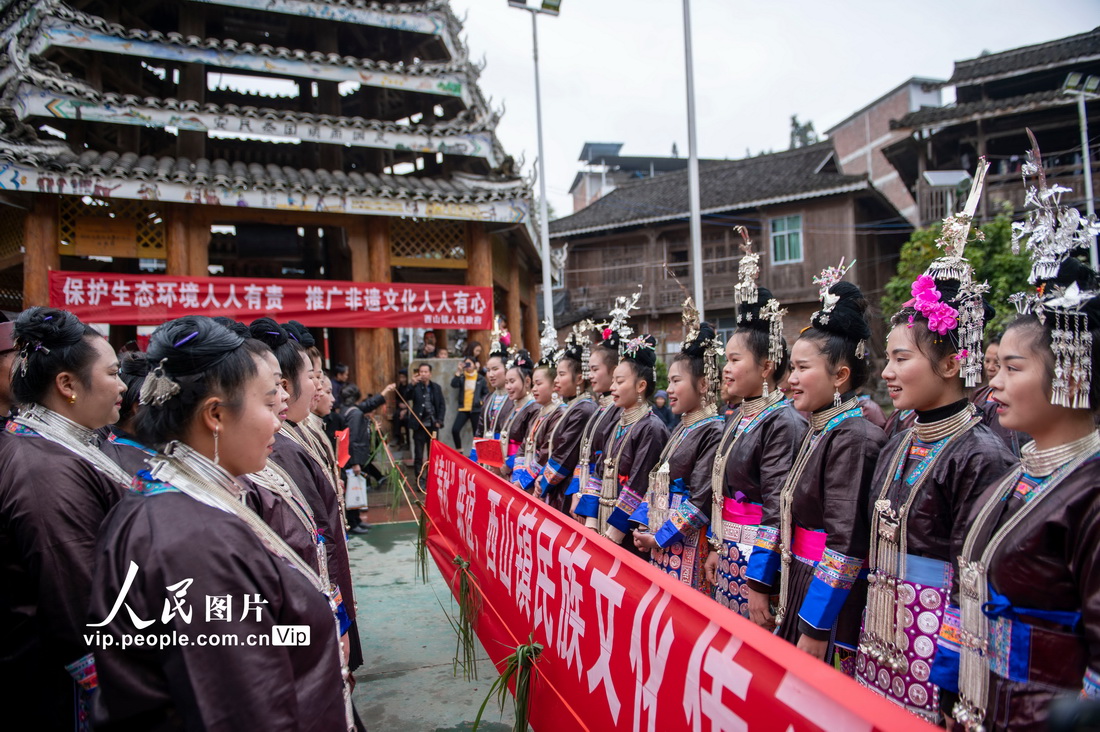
408, 362, 445, 486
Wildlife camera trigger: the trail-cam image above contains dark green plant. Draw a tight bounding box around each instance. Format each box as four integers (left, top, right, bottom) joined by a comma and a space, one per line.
471, 634, 543, 732
448, 555, 480, 681
882, 205, 1031, 338
414, 499, 429, 584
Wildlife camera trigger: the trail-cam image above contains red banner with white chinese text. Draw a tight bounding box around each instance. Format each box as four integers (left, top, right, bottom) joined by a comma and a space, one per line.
425, 442, 935, 732
48, 271, 493, 329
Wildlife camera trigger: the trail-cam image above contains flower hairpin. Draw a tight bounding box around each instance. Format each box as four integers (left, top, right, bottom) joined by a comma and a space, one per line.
621, 335, 653, 359
905, 275, 959, 336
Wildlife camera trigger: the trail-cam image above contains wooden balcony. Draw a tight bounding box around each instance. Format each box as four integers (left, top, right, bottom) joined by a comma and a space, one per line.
918, 162, 1099, 226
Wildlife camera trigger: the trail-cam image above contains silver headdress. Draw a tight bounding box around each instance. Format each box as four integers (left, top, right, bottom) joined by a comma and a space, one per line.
733, 226, 760, 320
139, 358, 182, 407
811, 258, 855, 326
681, 297, 723, 407
760, 298, 789, 368
537, 321, 560, 368
1012, 132, 1100, 284
569, 318, 596, 381
1008, 134, 1100, 409
906, 158, 992, 387
488, 315, 511, 359
601, 287, 642, 347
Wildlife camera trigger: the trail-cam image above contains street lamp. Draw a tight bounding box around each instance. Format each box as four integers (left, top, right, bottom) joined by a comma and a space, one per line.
1062, 71, 1099, 269
681, 0, 705, 320
509, 0, 559, 330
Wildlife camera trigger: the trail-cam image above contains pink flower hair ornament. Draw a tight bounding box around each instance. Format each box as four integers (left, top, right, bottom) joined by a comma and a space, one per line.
904, 274, 959, 336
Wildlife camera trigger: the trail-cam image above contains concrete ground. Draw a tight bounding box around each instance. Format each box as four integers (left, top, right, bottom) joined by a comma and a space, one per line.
349, 521, 516, 732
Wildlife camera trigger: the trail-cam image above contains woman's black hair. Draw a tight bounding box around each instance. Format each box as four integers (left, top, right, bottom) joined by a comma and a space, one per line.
621, 335, 658, 399
11, 307, 101, 405
506, 349, 535, 389
119, 351, 150, 420
250, 317, 307, 399
672, 321, 716, 386
212, 316, 252, 339
799, 282, 872, 390
340, 384, 362, 407
733, 287, 789, 380
464, 340, 483, 361
133, 316, 270, 447
283, 320, 321, 363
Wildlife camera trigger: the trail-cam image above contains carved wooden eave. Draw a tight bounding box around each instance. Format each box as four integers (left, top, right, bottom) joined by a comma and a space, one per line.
12, 83, 504, 166
10, 3, 482, 108
190, 0, 467, 61
0, 144, 532, 224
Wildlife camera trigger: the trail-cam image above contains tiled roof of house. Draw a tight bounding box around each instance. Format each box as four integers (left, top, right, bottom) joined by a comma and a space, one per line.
549, 141, 867, 237
947, 27, 1100, 86
891, 89, 1075, 130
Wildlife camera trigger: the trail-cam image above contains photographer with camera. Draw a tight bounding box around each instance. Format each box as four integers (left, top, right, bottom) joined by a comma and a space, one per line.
450, 354, 488, 450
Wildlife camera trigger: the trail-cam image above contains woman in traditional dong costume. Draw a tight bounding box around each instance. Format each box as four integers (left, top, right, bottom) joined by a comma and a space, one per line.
537, 322, 597, 514
631, 299, 724, 593
704, 229, 807, 617
499, 349, 540, 480
746, 262, 886, 673
89, 316, 352, 730
250, 318, 362, 675
933, 148, 1100, 732
473, 318, 514, 461
583, 333, 669, 554
573, 293, 642, 521
511, 325, 567, 494
0, 307, 128, 732
857, 159, 1015, 722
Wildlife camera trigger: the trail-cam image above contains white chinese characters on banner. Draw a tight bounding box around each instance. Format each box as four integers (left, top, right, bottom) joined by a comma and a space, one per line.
50, 272, 494, 330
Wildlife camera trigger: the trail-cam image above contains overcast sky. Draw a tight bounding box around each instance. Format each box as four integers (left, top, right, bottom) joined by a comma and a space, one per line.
449, 0, 1100, 218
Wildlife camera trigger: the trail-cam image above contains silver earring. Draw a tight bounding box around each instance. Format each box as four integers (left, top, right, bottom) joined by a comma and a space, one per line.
832, 388, 842, 408
213, 426, 220, 465
762, 380, 770, 398
637, 391, 645, 406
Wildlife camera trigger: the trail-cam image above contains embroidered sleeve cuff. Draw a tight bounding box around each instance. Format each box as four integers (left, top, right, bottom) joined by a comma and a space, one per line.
746, 525, 780, 587
797, 549, 864, 632
929, 604, 961, 693
628, 501, 649, 527
542, 457, 567, 488
1083, 668, 1100, 699
654, 501, 708, 548
575, 494, 599, 518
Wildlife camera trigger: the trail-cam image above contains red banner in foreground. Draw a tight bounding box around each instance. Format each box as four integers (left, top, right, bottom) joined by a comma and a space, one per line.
48, 271, 493, 329
425, 442, 934, 732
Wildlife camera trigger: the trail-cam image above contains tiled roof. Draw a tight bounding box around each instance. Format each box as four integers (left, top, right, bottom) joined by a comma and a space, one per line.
891, 89, 1075, 130
947, 27, 1100, 86
549, 142, 867, 237
0, 143, 527, 203
43, 5, 470, 77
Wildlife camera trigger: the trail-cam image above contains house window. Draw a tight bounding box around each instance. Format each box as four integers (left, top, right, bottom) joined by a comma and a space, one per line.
770, 215, 802, 264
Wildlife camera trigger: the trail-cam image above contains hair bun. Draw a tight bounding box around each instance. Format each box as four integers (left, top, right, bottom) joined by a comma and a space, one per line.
212, 316, 252, 339
13, 307, 87, 352
148, 316, 245, 377
509, 348, 534, 371
249, 317, 290, 349
622, 334, 657, 368
812, 282, 871, 340
682, 321, 717, 357
120, 351, 150, 380
283, 320, 315, 349
736, 286, 774, 332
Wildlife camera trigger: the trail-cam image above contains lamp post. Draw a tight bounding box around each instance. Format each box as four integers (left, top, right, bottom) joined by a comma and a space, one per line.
682, 0, 704, 319
1063, 72, 1099, 269
509, 0, 560, 330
